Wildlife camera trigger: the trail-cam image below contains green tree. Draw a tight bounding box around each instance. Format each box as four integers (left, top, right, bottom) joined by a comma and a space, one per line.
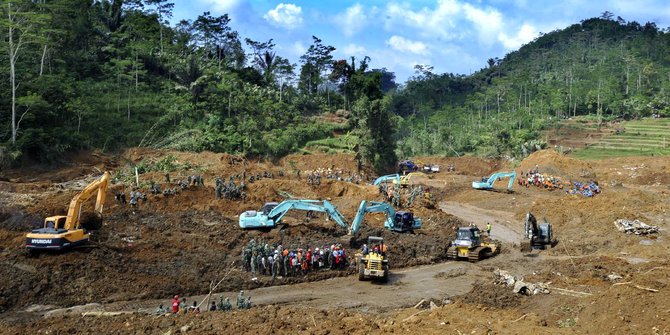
353, 96, 397, 173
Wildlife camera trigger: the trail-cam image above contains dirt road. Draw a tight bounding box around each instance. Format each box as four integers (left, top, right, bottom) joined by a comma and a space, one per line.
439, 201, 523, 244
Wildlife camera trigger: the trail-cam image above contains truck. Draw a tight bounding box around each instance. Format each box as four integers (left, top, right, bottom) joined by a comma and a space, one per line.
26, 171, 111, 252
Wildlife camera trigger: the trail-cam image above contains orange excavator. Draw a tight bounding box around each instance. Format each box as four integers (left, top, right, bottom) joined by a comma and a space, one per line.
25, 171, 111, 252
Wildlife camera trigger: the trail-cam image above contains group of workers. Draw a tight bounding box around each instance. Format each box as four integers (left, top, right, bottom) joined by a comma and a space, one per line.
159, 292, 251, 315
242, 239, 350, 278
215, 176, 246, 200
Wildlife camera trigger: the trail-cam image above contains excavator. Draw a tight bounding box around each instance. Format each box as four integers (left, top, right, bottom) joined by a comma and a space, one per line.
372, 172, 428, 188
349, 200, 422, 235
25, 171, 111, 252
446, 226, 501, 262
238, 199, 349, 232
472, 171, 516, 192
372, 174, 400, 186
521, 212, 555, 251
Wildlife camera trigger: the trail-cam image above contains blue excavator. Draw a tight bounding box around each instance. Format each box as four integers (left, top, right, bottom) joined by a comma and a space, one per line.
472, 171, 516, 192
372, 174, 400, 186
238, 199, 349, 231
349, 200, 422, 235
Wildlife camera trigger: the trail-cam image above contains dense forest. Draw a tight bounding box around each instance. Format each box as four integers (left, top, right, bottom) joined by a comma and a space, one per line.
1, 2, 668, 171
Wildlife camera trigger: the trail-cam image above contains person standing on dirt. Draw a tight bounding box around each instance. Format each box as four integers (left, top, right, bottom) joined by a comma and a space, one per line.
171, 295, 180, 314
237, 291, 245, 309
165, 173, 170, 183
486, 222, 492, 236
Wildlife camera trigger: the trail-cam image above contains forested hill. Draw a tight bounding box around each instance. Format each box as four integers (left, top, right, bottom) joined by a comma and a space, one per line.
394, 16, 670, 158
0, 2, 668, 171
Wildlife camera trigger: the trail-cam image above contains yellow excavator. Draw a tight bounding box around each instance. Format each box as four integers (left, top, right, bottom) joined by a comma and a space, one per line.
25, 171, 111, 252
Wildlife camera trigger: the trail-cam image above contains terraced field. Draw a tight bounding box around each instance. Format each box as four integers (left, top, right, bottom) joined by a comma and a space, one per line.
571, 118, 670, 159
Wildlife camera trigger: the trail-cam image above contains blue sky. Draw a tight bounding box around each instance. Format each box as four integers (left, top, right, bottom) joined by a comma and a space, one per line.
170, 0, 670, 84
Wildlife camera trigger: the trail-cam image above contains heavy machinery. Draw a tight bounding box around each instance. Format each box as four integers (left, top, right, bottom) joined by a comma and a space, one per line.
521, 212, 555, 251
238, 199, 349, 231
372, 174, 400, 186
416, 160, 440, 173
358, 236, 389, 282
372, 172, 428, 188
397, 160, 418, 174
349, 200, 422, 235
25, 171, 111, 252
446, 226, 501, 262
472, 171, 516, 192
395, 172, 429, 187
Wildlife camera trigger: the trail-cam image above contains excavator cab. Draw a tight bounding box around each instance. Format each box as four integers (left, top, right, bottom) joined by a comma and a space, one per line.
393, 211, 415, 231
40, 216, 67, 232
260, 202, 279, 215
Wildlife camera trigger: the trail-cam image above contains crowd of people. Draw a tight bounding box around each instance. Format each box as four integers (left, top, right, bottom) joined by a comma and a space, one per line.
241, 239, 351, 278
566, 180, 601, 197
215, 176, 246, 200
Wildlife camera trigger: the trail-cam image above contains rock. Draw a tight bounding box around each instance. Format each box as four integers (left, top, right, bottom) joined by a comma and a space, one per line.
606, 273, 623, 281
430, 301, 438, 310
158, 318, 174, 329
180, 325, 191, 333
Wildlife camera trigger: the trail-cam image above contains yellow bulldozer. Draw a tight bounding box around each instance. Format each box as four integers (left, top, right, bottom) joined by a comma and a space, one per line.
358, 236, 389, 282
446, 226, 501, 262
25, 171, 111, 252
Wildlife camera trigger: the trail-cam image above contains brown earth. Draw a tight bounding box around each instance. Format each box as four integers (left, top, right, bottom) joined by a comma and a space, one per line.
1, 148, 669, 334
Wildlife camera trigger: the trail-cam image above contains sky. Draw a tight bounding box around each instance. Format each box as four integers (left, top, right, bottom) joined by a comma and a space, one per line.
170, 0, 670, 84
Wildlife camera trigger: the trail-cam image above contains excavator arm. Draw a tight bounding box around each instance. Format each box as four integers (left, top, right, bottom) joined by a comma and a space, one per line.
473, 171, 516, 191
242, 199, 349, 230
524, 212, 538, 240
349, 200, 397, 235
373, 174, 400, 186
64, 171, 111, 230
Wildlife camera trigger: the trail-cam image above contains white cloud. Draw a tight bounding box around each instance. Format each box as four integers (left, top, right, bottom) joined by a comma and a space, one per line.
498, 23, 539, 50
335, 4, 370, 36
343, 43, 367, 55
264, 3, 303, 29
463, 4, 504, 47
386, 36, 430, 55
384, 0, 461, 39
292, 41, 306, 56
196, 0, 242, 14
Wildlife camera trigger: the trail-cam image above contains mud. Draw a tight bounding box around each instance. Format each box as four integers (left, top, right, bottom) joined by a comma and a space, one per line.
1, 148, 670, 334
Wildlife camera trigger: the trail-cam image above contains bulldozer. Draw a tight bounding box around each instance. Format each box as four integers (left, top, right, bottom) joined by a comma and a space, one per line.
446, 226, 501, 262
358, 236, 389, 282
25, 171, 110, 252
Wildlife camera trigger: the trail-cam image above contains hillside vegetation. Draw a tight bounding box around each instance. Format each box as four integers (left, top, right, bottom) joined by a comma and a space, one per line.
395, 15, 670, 159
0, 3, 668, 171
